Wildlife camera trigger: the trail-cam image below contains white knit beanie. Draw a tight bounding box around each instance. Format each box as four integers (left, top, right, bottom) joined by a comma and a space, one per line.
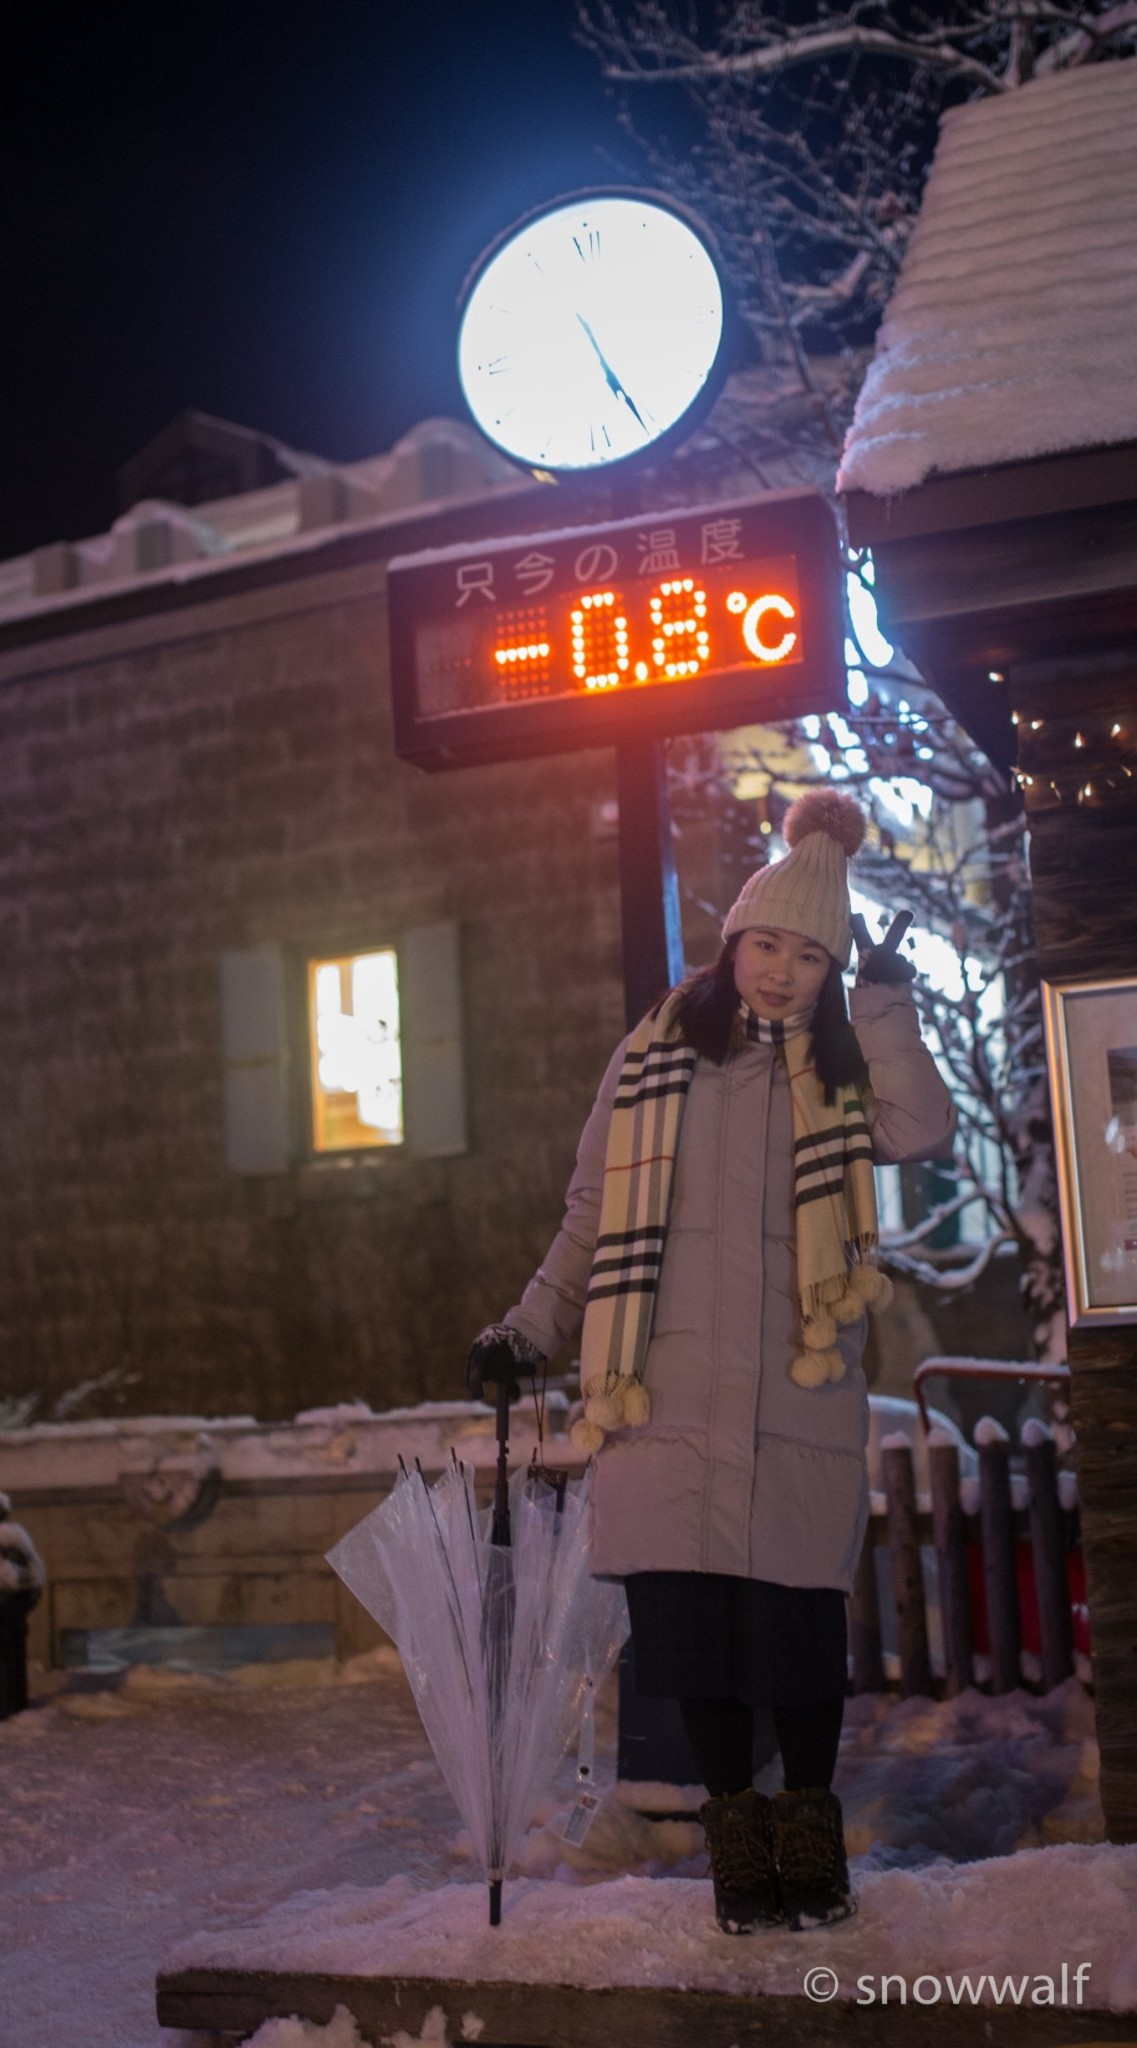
722, 789, 867, 967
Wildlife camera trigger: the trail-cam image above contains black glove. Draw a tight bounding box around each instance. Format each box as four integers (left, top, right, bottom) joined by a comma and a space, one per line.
853, 910, 917, 986
466, 1323, 546, 1403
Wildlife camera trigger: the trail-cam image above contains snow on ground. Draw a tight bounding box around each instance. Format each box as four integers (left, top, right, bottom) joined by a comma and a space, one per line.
176, 1846, 1137, 2011
0, 1649, 1123, 2048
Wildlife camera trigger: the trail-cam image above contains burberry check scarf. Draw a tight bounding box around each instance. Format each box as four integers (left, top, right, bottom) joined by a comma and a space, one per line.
572, 991, 890, 1451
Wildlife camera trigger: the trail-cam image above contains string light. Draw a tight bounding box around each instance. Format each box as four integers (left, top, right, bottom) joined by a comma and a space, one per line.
1018, 711, 1137, 807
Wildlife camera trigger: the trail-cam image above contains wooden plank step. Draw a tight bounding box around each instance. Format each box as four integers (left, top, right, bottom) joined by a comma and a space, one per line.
155, 1965, 1137, 2046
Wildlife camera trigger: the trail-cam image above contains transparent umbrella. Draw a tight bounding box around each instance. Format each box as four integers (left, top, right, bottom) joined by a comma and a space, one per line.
327, 1436, 628, 1925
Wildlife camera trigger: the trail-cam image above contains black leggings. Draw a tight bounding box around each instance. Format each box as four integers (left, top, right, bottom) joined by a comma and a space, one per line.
680, 1692, 845, 1799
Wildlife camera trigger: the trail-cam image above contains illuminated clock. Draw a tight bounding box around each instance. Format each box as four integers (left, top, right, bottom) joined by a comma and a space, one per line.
457, 191, 727, 474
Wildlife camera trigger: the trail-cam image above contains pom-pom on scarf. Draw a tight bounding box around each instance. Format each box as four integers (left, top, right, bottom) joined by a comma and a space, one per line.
570, 991, 892, 1454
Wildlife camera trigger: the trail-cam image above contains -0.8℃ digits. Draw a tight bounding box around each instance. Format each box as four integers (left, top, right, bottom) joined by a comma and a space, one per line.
493, 573, 801, 700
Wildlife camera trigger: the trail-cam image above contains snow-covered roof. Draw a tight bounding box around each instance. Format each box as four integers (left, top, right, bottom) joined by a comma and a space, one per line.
0, 416, 524, 628
839, 60, 1137, 498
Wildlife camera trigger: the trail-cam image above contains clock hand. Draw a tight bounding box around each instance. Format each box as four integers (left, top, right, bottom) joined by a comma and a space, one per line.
575, 314, 651, 435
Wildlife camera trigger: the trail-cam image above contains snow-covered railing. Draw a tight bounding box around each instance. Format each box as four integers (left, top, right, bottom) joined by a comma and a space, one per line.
912, 1356, 1072, 1438
852, 1420, 1086, 1699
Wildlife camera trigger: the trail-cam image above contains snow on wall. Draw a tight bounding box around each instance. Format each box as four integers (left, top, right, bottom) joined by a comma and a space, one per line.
838, 61, 1137, 496
0, 1393, 981, 1498
0, 1399, 564, 1494
0, 417, 523, 626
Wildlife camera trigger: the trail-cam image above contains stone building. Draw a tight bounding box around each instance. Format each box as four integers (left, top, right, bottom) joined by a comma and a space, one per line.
0, 413, 630, 1424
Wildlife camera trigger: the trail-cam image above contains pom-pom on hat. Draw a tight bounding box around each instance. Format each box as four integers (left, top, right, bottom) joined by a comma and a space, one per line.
722, 789, 867, 966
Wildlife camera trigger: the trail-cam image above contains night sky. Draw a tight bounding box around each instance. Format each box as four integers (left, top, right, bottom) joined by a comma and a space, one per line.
3, 2, 649, 561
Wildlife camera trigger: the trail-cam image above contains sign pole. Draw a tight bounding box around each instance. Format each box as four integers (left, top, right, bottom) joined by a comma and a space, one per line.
605, 472, 702, 1789
613, 737, 703, 1789
608, 469, 685, 1027
616, 738, 686, 1031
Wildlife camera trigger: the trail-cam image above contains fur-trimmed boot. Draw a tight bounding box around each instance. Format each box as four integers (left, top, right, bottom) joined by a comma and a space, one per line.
772, 1785, 856, 1930
699, 1787, 785, 1934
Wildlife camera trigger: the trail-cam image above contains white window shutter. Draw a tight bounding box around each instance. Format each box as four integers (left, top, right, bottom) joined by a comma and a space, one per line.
220, 948, 290, 1174
401, 922, 467, 1157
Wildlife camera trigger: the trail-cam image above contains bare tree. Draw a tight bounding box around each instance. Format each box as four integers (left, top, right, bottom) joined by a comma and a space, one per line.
579, 1, 1137, 458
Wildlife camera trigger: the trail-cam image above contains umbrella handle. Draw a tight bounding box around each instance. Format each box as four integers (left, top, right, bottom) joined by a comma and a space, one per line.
492, 1379, 511, 1547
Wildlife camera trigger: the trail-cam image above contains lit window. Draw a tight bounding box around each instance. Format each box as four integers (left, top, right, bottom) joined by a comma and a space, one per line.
308, 949, 403, 1153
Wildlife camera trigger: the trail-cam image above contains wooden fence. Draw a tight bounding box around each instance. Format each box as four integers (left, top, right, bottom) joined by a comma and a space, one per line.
850, 1431, 1085, 1697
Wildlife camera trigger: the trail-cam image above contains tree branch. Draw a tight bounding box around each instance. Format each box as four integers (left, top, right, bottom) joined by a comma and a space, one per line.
882, 1230, 1017, 1290
598, 22, 1008, 96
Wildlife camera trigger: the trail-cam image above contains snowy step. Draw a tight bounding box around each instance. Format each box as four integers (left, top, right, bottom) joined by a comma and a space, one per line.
153, 1961, 1137, 2047
157, 1853, 1137, 2044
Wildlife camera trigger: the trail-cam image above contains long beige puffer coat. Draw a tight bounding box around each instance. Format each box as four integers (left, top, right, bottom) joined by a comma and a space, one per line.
505, 983, 956, 1593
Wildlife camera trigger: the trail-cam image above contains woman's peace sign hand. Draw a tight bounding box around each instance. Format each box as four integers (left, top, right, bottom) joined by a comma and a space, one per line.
852, 910, 917, 986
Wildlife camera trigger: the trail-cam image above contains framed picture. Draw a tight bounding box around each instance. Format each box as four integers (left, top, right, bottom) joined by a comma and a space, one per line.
1042, 973, 1137, 1327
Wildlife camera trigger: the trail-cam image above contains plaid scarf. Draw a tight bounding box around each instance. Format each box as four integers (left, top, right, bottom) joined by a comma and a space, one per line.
574, 991, 888, 1448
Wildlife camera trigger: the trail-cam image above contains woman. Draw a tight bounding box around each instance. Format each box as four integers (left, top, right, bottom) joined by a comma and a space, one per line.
468, 790, 955, 1935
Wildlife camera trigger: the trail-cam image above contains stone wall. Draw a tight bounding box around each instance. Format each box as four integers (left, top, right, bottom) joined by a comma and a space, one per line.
0, 551, 624, 1422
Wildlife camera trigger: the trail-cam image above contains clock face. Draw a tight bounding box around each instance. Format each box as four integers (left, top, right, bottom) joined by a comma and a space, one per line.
457, 193, 726, 473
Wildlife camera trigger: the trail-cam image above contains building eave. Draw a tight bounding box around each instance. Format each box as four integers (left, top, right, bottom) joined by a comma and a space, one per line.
844, 438, 1137, 550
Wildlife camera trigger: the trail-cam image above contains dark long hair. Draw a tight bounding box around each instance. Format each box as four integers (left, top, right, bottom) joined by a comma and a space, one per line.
671, 935, 868, 1106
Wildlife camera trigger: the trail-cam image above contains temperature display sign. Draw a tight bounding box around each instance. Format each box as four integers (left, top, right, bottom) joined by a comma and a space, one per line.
388, 490, 845, 768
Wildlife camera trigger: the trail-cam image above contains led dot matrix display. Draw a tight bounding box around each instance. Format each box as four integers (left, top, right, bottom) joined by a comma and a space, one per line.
388, 491, 846, 768
570, 591, 631, 691
492, 607, 553, 699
